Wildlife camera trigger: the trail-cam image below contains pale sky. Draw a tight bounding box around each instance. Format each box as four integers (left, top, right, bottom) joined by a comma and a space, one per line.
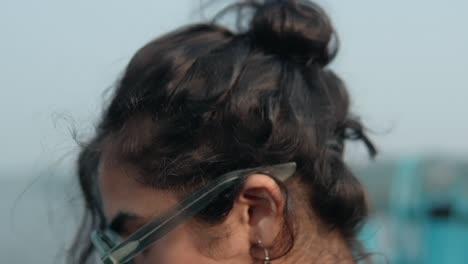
1, 0, 467, 173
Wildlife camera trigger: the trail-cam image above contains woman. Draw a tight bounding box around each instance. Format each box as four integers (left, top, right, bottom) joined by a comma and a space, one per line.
69, 0, 376, 263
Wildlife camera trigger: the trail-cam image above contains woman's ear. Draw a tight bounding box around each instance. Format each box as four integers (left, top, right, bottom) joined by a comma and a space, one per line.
236, 174, 286, 248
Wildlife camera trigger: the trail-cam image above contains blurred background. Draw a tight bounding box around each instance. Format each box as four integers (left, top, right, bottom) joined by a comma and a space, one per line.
1, 0, 467, 263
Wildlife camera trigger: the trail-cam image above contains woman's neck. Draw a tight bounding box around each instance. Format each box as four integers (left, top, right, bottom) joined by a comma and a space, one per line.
282, 225, 355, 264
279, 182, 356, 264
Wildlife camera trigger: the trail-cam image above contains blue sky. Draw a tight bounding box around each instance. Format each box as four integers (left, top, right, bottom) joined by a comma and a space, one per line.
1, 0, 467, 172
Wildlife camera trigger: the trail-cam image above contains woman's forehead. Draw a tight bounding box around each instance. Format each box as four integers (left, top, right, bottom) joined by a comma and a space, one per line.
97, 151, 177, 223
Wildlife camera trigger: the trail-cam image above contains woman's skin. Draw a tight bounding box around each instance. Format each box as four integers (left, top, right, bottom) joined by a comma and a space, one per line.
98, 145, 354, 264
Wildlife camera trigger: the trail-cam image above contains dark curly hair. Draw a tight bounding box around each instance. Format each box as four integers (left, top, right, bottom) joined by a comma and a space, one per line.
68, 0, 377, 263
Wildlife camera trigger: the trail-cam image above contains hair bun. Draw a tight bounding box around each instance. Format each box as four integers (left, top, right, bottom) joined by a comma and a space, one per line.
248, 0, 337, 66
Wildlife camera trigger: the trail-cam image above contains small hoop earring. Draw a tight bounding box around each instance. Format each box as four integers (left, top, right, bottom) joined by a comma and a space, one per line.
257, 240, 271, 264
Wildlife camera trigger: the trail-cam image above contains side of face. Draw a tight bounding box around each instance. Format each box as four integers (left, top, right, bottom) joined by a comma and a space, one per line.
97, 150, 286, 264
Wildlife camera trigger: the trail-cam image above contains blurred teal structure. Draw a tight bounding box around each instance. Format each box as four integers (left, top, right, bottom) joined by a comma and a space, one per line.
357, 158, 468, 264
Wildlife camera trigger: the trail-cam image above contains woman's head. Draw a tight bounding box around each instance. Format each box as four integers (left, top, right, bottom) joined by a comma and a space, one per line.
70, 0, 376, 263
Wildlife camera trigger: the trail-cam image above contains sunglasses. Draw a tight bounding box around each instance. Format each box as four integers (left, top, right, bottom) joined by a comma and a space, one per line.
91, 162, 297, 264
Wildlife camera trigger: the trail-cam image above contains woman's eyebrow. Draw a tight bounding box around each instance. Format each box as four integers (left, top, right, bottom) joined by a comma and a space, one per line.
108, 212, 146, 234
